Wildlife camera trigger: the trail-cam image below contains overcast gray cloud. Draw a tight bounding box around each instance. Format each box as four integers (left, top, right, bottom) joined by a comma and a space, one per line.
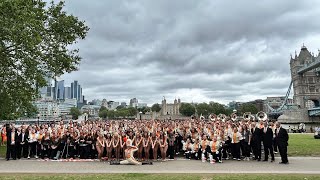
60, 0, 320, 105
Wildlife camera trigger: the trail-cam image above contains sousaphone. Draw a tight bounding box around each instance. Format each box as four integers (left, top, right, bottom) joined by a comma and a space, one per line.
256, 111, 268, 121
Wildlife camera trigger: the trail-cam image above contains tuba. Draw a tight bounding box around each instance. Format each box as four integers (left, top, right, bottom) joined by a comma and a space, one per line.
256, 111, 268, 121
217, 114, 226, 122
199, 114, 205, 120
209, 113, 217, 121
231, 113, 237, 121
243, 112, 251, 121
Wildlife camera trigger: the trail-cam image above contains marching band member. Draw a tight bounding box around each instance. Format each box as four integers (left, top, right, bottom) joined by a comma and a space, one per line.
200, 134, 209, 162
142, 131, 151, 161
133, 132, 143, 160
120, 139, 142, 165
231, 127, 241, 161
251, 122, 262, 161
28, 129, 38, 159
112, 132, 121, 161
19, 128, 28, 158
105, 133, 113, 160
150, 132, 159, 160
159, 131, 168, 161
96, 131, 105, 160
262, 121, 275, 162
209, 136, 222, 163
50, 132, 60, 160
41, 131, 51, 159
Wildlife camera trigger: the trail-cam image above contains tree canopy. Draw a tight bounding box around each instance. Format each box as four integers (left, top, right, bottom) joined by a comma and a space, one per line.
238, 103, 258, 114
69, 107, 81, 120
151, 103, 162, 112
180, 103, 196, 117
0, 0, 89, 119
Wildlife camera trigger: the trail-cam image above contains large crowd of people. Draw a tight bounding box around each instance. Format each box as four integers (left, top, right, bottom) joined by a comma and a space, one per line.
1, 117, 289, 165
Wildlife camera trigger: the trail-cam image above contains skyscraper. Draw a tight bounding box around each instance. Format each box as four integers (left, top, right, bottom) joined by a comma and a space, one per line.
57, 80, 65, 100
64, 87, 71, 99
70, 80, 82, 102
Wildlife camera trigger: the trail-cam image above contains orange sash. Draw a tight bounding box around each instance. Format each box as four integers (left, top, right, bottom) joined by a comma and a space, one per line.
211, 141, 216, 152
233, 133, 237, 143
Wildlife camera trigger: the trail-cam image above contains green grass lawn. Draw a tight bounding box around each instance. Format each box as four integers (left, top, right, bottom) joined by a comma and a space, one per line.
288, 133, 320, 156
0, 174, 319, 180
0, 134, 319, 158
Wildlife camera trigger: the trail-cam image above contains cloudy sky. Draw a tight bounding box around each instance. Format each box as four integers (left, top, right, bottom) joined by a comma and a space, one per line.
59, 0, 320, 105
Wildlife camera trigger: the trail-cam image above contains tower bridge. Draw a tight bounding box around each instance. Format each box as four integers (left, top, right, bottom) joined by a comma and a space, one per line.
268, 45, 320, 123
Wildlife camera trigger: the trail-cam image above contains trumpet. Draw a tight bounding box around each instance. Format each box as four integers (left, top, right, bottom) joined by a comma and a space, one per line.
243, 112, 251, 121
256, 111, 268, 121
231, 113, 237, 121
209, 114, 217, 121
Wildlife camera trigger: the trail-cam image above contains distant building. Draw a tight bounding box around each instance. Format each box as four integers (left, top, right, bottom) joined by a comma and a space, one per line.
130, 98, 138, 107
81, 105, 101, 117
34, 99, 59, 120
71, 80, 83, 103
228, 101, 244, 110
64, 87, 71, 99
137, 103, 148, 108
120, 102, 127, 107
59, 99, 77, 116
91, 99, 102, 106
56, 80, 65, 100
249, 99, 265, 112
161, 97, 181, 115
107, 101, 120, 110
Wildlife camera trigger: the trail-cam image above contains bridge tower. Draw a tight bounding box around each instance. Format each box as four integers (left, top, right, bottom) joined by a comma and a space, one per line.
290, 45, 320, 109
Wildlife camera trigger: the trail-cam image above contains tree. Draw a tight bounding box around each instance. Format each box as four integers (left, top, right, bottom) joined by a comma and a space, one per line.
196, 103, 211, 116
151, 103, 162, 112
99, 109, 108, 119
70, 107, 81, 120
239, 103, 258, 114
127, 107, 137, 116
180, 103, 196, 117
0, 0, 89, 120
209, 102, 228, 115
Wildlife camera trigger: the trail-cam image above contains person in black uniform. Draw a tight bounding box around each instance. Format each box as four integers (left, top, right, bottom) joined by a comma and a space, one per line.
275, 122, 289, 164
6, 125, 18, 161
262, 121, 275, 162
19, 128, 29, 158
251, 122, 262, 161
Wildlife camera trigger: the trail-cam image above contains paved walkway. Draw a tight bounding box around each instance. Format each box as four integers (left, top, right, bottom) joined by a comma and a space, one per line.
0, 157, 320, 174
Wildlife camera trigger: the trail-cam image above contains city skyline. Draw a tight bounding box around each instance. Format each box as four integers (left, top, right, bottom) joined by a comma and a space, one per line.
59, 0, 320, 105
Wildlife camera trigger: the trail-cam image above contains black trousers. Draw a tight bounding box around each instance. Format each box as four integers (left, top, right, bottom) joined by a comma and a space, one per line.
222, 140, 231, 159
242, 141, 251, 157
79, 145, 88, 159
50, 148, 58, 159
278, 144, 288, 163
16, 144, 22, 159
6, 144, 16, 160
168, 145, 175, 159
28, 142, 37, 157
252, 140, 261, 160
22, 143, 28, 158
231, 143, 240, 159
263, 144, 274, 161
273, 139, 278, 152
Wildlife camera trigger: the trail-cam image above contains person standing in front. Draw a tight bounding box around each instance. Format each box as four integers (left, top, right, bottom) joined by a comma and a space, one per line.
262, 121, 275, 162
275, 122, 289, 164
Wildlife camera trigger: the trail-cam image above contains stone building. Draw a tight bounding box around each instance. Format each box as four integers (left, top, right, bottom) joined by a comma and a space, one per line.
161, 97, 181, 116
290, 45, 320, 109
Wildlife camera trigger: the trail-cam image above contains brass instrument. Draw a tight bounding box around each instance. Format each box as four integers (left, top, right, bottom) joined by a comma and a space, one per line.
231, 113, 237, 121
209, 114, 217, 121
256, 111, 268, 121
243, 112, 251, 121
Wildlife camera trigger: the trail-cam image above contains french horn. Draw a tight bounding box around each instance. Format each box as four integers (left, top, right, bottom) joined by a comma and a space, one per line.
243, 112, 251, 121
256, 111, 268, 121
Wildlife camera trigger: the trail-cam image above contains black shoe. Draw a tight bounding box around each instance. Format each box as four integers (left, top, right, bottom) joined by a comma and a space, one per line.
263, 159, 268, 162
257, 159, 261, 161
6, 159, 9, 161
271, 159, 274, 162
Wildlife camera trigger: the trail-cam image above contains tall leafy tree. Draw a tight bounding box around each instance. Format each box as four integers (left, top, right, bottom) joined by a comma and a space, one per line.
69, 107, 81, 120
151, 103, 162, 112
0, 0, 89, 119
239, 103, 258, 114
180, 103, 196, 117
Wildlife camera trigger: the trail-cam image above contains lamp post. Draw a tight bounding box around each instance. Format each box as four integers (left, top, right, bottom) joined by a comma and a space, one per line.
37, 114, 40, 126
139, 111, 142, 120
